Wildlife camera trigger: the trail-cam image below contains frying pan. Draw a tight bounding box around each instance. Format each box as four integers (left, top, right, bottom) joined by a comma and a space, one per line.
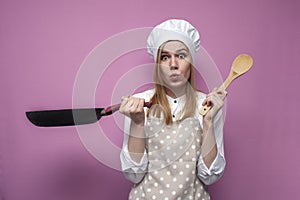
26, 102, 152, 127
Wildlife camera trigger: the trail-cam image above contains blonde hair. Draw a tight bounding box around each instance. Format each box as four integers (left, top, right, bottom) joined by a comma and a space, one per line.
149, 41, 197, 125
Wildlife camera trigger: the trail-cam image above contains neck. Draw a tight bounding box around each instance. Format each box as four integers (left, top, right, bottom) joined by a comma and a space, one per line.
165, 86, 187, 99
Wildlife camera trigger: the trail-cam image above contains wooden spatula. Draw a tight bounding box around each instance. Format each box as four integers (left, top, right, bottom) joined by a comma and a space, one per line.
200, 54, 253, 115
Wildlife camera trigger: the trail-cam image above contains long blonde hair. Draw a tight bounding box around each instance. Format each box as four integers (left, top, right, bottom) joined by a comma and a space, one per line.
149, 41, 197, 125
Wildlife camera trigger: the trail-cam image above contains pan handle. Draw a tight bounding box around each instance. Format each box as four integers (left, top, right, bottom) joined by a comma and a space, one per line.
105, 102, 152, 115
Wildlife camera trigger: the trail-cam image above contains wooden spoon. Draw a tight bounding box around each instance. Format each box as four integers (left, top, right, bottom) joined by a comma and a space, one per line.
199, 54, 253, 115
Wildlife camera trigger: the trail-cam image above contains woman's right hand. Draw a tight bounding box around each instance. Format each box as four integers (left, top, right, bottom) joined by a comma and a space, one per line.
119, 96, 145, 126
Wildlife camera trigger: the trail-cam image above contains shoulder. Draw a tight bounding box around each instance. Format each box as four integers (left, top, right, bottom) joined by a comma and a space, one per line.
132, 88, 155, 101
195, 90, 207, 109
195, 90, 206, 100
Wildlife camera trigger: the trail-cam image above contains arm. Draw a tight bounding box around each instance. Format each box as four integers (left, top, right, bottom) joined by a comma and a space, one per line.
197, 110, 226, 185
197, 88, 227, 185
120, 97, 146, 162
119, 96, 148, 183
201, 119, 217, 169
128, 121, 146, 163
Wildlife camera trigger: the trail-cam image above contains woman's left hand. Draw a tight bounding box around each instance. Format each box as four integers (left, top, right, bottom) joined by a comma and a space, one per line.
202, 87, 227, 121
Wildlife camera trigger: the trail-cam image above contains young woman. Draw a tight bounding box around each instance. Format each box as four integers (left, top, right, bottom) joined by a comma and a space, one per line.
120, 19, 227, 200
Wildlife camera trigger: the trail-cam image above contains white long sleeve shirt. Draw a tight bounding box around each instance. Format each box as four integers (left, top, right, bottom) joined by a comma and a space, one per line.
120, 89, 226, 185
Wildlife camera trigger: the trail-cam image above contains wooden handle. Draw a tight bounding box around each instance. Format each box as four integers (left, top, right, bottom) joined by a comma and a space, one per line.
105, 102, 152, 115
199, 105, 211, 115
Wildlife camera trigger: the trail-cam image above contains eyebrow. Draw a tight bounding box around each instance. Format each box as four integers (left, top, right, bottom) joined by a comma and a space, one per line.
161, 49, 189, 54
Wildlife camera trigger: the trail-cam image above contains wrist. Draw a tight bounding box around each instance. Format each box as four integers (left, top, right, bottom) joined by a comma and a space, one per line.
131, 120, 145, 128
203, 118, 213, 133
130, 122, 145, 137
203, 117, 213, 126
130, 113, 145, 127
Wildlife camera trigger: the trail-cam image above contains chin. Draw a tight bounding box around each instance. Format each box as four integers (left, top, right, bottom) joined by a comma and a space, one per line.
166, 82, 187, 90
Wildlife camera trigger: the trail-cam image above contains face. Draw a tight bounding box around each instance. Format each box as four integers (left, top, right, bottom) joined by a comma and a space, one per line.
158, 41, 192, 95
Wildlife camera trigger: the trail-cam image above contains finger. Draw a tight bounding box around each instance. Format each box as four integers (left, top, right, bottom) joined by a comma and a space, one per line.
120, 96, 138, 113
211, 92, 223, 103
121, 96, 129, 103
128, 97, 141, 113
203, 88, 223, 107
121, 96, 131, 106
206, 87, 219, 97
203, 96, 212, 107
132, 98, 144, 113
218, 90, 227, 100
205, 91, 216, 106
212, 88, 227, 100
137, 98, 145, 112
202, 99, 207, 106
119, 96, 130, 112
127, 97, 135, 110
223, 90, 228, 97
209, 94, 224, 110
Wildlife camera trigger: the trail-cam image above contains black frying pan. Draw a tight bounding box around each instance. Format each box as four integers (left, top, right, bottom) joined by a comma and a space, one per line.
26, 102, 152, 127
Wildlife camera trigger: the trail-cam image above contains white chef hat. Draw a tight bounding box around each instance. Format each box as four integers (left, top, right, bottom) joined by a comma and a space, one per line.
147, 19, 200, 62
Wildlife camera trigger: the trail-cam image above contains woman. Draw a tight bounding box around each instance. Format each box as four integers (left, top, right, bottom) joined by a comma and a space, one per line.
120, 19, 227, 200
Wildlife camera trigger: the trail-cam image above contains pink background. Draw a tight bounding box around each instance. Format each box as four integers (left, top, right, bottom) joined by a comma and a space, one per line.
1, 0, 300, 199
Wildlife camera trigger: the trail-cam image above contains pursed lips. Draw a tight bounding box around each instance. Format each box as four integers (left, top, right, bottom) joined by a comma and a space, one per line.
169, 73, 181, 81
170, 73, 180, 77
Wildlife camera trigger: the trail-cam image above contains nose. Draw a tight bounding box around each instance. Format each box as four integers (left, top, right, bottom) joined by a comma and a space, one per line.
170, 55, 178, 70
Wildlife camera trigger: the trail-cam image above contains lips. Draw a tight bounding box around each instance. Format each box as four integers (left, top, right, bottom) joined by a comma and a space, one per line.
170, 73, 180, 77
169, 74, 180, 81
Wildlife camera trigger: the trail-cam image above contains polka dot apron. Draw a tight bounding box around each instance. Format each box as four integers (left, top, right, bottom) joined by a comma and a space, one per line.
128, 117, 210, 200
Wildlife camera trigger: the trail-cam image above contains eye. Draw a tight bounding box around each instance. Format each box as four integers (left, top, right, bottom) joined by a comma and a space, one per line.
161, 55, 169, 61
178, 53, 186, 59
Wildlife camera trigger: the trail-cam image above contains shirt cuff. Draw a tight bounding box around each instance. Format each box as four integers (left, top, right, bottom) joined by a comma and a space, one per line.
120, 144, 148, 173
197, 151, 226, 185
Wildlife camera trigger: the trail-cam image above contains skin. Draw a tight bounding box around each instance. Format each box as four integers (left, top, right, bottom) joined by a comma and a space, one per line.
159, 41, 192, 98
119, 41, 227, 169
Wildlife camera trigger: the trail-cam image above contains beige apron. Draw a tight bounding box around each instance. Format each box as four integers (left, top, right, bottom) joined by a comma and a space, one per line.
128, 117, 210, 200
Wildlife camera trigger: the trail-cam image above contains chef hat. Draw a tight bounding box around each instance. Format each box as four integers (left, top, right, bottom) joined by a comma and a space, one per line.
147, 19, 200, 62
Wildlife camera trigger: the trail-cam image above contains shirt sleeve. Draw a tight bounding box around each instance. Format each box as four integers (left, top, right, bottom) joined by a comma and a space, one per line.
120, 143, 148, 183
197, 109, 226, 185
